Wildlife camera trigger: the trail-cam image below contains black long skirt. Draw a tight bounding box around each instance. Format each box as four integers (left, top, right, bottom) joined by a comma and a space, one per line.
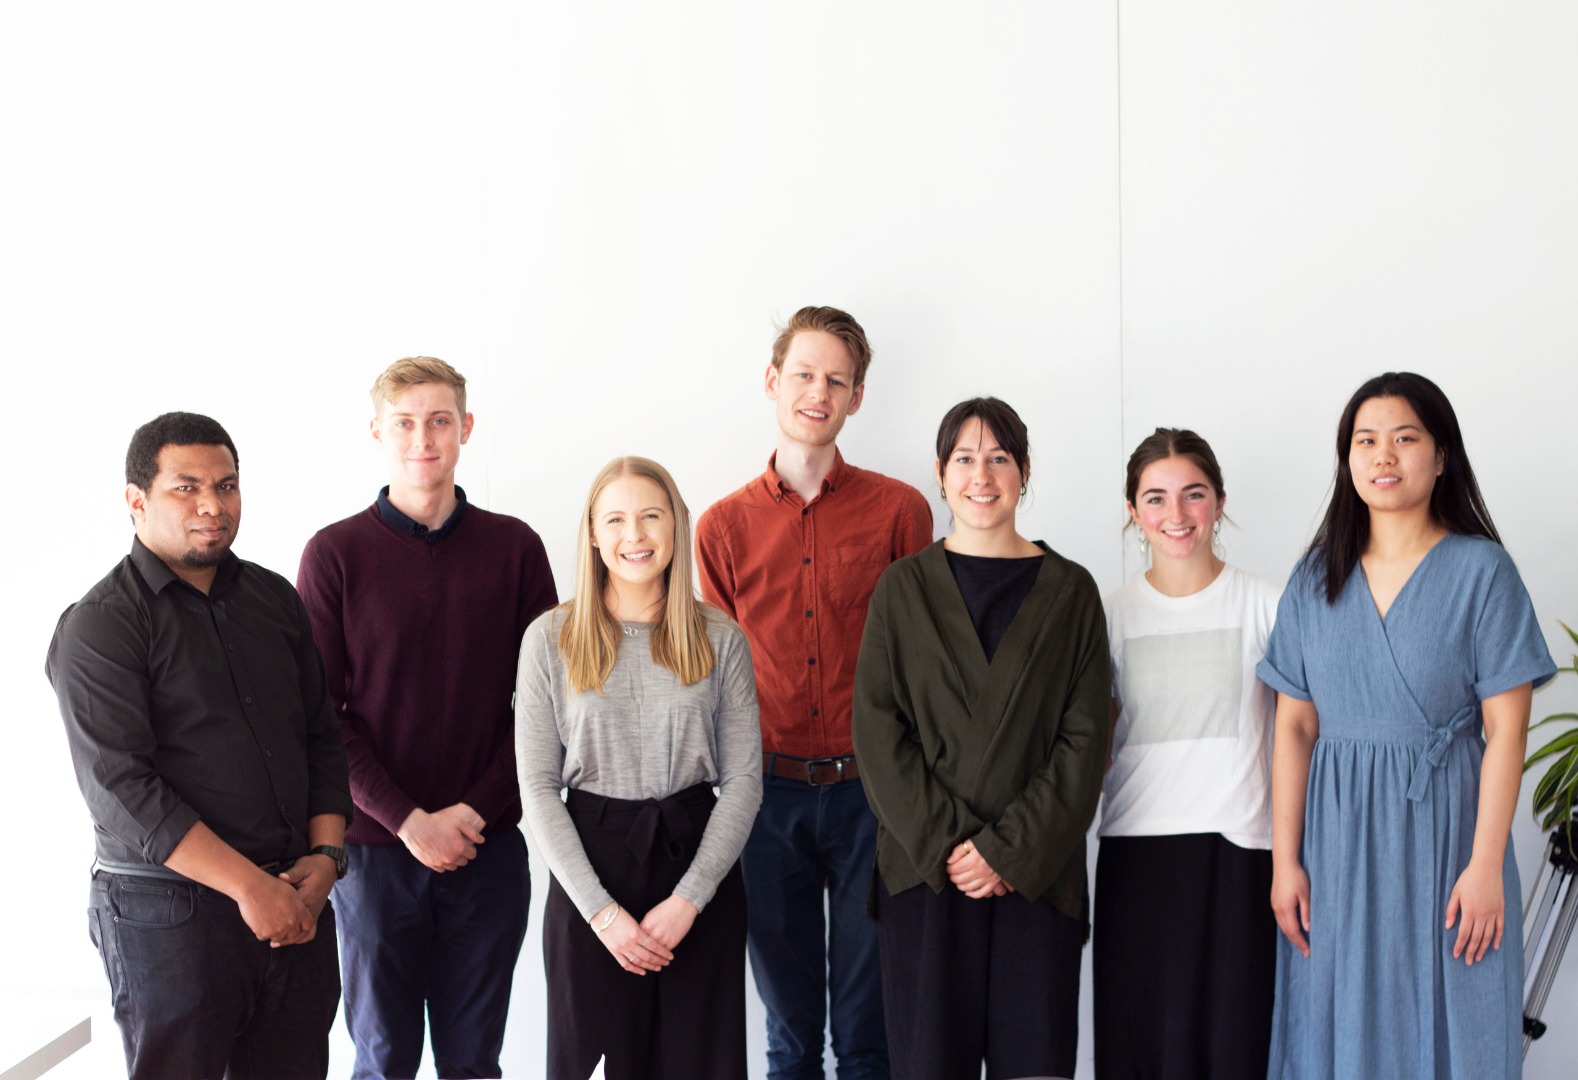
876, 875, 1085, 1080
543, 782, 748, 1080
1093, 832, 1276, 1080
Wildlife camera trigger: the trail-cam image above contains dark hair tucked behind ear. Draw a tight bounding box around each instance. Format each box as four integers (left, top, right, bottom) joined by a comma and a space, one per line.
935, 397, 1031, 478
125, 412, 240, 490
1308, 372, 1499, 604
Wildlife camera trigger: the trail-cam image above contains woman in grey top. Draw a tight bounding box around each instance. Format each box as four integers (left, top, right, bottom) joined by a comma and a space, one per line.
516, 456, 762, 1080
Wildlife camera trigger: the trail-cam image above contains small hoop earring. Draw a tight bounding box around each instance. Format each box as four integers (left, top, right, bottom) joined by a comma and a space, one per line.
1019, 485, 1027, 497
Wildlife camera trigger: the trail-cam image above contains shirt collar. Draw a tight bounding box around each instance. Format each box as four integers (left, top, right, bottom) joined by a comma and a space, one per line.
760, 450, 850, 504
129, 535, 240, 595
376, 485, 469, 543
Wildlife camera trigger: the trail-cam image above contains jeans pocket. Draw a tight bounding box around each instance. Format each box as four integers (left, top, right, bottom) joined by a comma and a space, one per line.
110, 879, 196, 929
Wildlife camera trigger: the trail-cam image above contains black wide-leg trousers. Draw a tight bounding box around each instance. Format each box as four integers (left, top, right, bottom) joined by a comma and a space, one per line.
543, 782, 748, 1080
876, 876, 1084, 1080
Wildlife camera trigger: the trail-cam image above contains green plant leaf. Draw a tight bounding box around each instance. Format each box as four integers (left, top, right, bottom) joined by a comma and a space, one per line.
1527, 621, 1578, 835
1531, 747, 1577, 814
1524, 729, 1578, 769
1527, 713, 1578, 735
1538, 752, 1578, 828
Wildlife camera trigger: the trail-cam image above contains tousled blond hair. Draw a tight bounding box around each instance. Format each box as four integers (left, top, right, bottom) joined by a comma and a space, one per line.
558, 457, 716, 694
370, 356, 468, 416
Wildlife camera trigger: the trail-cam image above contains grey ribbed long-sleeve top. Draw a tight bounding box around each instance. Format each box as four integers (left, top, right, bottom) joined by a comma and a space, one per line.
515, 605, 763, 920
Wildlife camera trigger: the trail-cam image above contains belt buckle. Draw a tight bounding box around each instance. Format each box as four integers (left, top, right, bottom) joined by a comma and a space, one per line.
804, 757, 844, 787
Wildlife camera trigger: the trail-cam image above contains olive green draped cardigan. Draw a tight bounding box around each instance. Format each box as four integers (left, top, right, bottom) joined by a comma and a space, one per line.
851, 540, 1111, 925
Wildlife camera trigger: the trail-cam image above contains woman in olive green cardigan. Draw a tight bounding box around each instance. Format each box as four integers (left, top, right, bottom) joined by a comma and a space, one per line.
852, 397, 1111, 1080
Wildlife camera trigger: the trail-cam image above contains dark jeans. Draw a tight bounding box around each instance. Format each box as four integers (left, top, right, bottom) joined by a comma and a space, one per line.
334, 826, 529, 1080
87, 869, 341, 1080
742, 772, 888, 1080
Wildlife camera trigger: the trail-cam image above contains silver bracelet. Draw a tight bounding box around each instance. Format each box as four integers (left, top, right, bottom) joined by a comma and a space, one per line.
593, 903, 619, 934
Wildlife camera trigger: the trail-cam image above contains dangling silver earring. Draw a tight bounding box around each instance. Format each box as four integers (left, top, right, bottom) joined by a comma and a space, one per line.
1212, 519, 1224, 557
1136, 530, 1149, 557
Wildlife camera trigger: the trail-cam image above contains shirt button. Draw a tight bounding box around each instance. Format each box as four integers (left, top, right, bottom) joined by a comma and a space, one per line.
802, 557, 811, 565
244, 696, 254, 704
801, 507, 809, 516
227, 643, 235, 652
807, 658, 816, 666
811, 708, 820, 717
264, 750, 273, 759
805, 609, 813, 618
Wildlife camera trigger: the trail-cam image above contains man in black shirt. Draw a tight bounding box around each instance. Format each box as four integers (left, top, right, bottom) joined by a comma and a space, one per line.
47, 412, 353, 1080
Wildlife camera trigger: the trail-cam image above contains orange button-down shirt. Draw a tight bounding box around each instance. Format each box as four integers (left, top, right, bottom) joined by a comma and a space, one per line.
697, 452, 932, 758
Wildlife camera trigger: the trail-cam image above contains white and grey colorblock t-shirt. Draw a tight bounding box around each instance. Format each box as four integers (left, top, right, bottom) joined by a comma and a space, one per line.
1098, 563, 1281, 849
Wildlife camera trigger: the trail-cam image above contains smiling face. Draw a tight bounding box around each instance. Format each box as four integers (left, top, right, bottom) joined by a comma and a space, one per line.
1348, 395, 1443, 518
372, 382, 474, 496
590, 473, 676, 604
765, 329, 865, 450
1128, 455, 1223, 564
128, 443, 241, 583
938, 419, 1025, 538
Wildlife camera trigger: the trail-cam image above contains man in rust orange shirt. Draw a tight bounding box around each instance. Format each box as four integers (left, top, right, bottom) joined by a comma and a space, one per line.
697, 306, 931, 1079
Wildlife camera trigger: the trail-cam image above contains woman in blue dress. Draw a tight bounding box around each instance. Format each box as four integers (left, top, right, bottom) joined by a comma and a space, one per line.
1260, 372, 1556, 1078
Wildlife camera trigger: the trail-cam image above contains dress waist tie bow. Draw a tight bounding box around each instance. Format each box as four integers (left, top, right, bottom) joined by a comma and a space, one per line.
1406, 704, 1480, 803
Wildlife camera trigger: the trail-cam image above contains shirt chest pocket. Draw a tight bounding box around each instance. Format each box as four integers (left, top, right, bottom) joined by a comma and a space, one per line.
826, 547, 889, 615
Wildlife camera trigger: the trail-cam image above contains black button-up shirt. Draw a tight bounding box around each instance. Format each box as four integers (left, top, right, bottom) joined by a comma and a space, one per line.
47, 538, 352, 876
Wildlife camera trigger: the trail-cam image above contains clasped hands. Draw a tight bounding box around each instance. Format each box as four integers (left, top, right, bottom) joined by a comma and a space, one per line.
240, 854, 338, 948
948, 837, 1015, 899
398, 803, 487, 872
593, 895, 700, 975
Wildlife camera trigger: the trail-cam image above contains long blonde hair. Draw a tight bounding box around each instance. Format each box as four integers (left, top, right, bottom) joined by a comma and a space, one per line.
558, 456, 716, 694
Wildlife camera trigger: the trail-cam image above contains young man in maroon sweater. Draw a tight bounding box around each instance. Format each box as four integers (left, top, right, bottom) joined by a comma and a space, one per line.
297, 357, 557, 1079
697, 308, 931, 1079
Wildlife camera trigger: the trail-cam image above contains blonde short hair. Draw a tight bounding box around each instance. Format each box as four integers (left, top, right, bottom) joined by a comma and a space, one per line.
557, 457, 716, 695
369, 356, 468, 415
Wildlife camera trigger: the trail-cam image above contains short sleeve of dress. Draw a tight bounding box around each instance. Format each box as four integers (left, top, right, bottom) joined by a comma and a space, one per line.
1471, 545, 1557, 700
1257, 559, 1313, 701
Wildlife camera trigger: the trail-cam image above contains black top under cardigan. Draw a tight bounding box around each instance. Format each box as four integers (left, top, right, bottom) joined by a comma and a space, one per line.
851, 540, 1112, 925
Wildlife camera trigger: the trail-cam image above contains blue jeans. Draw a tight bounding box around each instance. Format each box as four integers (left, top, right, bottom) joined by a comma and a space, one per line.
743, 771, 889, 1079
334, 826, 529, 1080
87, 868, 341, 1080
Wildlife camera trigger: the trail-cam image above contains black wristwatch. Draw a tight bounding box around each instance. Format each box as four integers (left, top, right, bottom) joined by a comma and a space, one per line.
309, 845, 349, 880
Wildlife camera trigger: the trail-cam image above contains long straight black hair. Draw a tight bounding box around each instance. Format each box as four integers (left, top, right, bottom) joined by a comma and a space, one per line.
1308, 372, 1501, 604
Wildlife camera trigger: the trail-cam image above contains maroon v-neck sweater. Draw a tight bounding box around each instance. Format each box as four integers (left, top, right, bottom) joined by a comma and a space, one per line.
297, 500, 557, 845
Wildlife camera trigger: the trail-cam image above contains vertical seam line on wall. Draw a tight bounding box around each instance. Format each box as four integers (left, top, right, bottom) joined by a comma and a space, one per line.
1116, 0, 1127, 579
481, 349, 493, 507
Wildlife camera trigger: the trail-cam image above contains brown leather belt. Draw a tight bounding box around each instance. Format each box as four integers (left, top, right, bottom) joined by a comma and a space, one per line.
763, 752, 860, 786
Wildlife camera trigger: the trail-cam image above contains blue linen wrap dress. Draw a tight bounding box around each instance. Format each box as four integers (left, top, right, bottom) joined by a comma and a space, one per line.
1257, 533, 1556, 1079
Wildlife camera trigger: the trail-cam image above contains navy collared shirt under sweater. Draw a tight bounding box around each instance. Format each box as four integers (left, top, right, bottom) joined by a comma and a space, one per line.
297, 485, 558, 846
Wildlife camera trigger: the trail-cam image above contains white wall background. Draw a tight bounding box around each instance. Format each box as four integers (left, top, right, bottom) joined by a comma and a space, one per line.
2, 3, 1573, 1077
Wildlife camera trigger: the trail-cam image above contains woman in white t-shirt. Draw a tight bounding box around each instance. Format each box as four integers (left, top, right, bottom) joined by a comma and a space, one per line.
1094, 427, 1281, 1080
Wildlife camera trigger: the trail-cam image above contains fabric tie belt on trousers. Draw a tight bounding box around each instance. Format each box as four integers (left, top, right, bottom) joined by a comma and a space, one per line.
565, 781, 714, 864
